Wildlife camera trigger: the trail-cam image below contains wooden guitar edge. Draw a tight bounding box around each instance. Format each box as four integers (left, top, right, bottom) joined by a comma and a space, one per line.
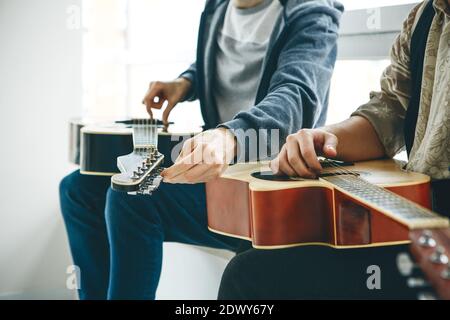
208, 226, 411, 250
79, 170, 116, 176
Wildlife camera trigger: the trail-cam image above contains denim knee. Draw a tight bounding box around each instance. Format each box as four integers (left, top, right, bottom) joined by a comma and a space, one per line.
59, 171, 85, 213
59, 170, 110, 219
104, 187, 161, 228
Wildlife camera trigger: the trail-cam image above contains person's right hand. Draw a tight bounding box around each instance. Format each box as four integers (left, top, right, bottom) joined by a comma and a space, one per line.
142, 77, 192, 124
270, 129, 339, 179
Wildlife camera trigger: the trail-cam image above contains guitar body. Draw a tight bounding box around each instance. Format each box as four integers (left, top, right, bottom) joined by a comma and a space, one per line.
79, 125, 134, 176
69, 119, 201, 176
206, 160, 438, 249
69, 118, 84, 166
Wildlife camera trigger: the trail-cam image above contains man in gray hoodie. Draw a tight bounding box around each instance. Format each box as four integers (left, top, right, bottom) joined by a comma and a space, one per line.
59, 0, 343, 299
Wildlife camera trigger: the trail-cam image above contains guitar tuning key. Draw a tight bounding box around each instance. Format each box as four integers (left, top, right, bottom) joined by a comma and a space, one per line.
429, 246, 449, 265
441, 264, 450, 280
152, 176, 162, 188
396, 252, 420, 277
132, 171, 141, 179
418, 230, 437, 248
417, 292, 438, 300
407, 277, 429, 289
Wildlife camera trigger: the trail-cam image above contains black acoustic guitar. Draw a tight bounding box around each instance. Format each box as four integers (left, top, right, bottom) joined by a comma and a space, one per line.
69, 118, 201, 176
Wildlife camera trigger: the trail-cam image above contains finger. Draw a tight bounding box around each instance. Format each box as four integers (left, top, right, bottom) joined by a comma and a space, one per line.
269, 147, 284, 174
271, 149, 296, 177
143, 95, 164, 117
171, 138, 196, 168
177, 137, 197, 161
162, 162, 196, 182
161, 145, 203, 180
169, 164, 216, 183
145, 105, 153, 119
146, 96, 165, 109
196, 167, 226, 183
278, 159, 297, 177
188, 164, 225, 183
285, 138, 316, 178
322, 133, 338, 158
296, 131, 322, 172
162, 100, 177, 126
143, 82, 165, 109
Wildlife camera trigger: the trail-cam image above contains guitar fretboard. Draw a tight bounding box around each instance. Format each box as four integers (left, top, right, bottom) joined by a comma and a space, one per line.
323, 174, 448, 229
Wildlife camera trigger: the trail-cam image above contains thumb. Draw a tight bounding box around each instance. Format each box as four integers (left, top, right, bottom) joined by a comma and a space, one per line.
322, 132, 338, 158
162, 100, 176, 126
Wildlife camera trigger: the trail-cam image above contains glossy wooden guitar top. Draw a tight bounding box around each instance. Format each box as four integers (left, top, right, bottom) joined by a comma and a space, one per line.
220, 159, 430, 191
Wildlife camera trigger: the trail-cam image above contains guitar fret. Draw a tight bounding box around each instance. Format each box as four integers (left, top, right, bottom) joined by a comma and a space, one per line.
323, 175, 441, 223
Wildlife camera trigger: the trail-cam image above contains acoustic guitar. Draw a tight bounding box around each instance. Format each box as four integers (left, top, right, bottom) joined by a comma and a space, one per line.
69, 118, 201, 195
206, 160, 449, 249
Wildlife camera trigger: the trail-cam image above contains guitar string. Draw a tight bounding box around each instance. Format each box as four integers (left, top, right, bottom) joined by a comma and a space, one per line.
319, 158, 403, 216
321, 158, 437, 221
322, 158, 357, 177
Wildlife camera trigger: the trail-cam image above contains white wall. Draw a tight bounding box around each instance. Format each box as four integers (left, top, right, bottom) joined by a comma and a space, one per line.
0, 0, 82, 298
0, 0, 232, 299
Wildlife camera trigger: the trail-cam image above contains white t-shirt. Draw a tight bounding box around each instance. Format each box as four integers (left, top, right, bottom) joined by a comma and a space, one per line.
214, 0, 283, 123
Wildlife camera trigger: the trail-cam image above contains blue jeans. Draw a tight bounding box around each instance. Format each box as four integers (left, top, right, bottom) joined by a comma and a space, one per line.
59, 170, 243, 300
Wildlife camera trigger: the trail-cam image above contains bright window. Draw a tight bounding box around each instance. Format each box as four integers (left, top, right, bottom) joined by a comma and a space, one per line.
327, 60, 390, 124
81, 0, 416, 132
82, 0, 205, 127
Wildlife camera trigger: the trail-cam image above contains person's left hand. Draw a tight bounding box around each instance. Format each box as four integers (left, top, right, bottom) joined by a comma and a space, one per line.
161, 128, 237, 184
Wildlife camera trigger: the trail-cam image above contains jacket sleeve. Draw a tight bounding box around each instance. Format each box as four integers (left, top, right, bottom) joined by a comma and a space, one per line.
221, 1, 343, 162
179, 62, 198, 102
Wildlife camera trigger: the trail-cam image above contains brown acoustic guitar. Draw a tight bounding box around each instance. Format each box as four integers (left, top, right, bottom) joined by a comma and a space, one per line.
206, 159, 449, 249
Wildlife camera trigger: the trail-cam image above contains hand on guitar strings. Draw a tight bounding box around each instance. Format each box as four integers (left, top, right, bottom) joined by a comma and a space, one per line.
161, 128, 237, 184
270, 128, 338, 179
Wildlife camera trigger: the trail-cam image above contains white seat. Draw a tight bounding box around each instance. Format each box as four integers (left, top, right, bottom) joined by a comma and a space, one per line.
156, 243, 234, 300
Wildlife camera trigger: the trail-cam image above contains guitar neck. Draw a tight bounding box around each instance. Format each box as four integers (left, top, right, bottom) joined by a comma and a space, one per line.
322, 174, 449, 229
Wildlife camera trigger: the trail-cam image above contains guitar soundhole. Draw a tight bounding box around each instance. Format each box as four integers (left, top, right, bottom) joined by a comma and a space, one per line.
251, 171, 308, 182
